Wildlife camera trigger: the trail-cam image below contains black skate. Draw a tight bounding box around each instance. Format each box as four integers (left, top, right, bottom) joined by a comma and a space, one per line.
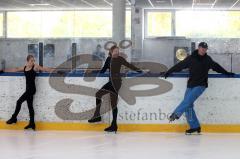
88, 116, 102, 123
169, 113, 179, 123
6, 117, 17, 124
24, 123, 36, 131
104, 124, 118, 134
185, 127, 201, 135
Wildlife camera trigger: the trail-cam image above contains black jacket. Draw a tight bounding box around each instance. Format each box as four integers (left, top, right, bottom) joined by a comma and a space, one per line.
166, 50, 230, 88
100, 56, 141, 81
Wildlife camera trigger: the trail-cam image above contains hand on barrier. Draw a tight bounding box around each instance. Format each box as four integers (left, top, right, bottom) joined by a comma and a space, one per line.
56, 70, 66, 75
160, 72, 169, 79
226, 72, 235, 77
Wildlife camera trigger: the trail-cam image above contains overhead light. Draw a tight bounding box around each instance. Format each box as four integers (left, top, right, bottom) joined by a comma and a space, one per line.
29, 3, 51, 7
193, 0, 215, 5
103, 0, 112, 6
194, 3, 213, 5
147, 0, 154, 7
156, 0, 166, 3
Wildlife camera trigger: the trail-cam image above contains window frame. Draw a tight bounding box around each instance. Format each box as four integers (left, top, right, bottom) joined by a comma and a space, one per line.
0, 12, 4, 38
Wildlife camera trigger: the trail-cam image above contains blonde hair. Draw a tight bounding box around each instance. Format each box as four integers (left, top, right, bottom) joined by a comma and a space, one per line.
27, 55, 34, 61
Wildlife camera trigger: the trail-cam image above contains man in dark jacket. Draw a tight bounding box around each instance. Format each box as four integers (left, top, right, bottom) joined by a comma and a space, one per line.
164, 42, 235, 135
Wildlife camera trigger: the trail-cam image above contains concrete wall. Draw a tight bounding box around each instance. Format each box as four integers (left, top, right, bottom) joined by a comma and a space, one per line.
1, 37, 238, 72
0, 38, 134, 69
142, 38, 239, 73
142, 38, 191, 68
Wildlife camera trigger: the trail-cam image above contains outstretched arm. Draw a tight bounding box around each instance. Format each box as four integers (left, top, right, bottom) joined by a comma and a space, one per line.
4, 67, 25, 72
121, 57, 142, 72
164, 56, 191, 78
210, 59, 232, 75
35, 64, 54, 73
100, 57, 111, 73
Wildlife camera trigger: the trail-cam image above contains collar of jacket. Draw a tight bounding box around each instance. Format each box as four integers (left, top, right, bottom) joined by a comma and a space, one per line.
192, 49, 207, 60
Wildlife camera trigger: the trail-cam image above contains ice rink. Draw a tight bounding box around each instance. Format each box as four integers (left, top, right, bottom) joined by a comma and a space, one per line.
1, 130, 239, 159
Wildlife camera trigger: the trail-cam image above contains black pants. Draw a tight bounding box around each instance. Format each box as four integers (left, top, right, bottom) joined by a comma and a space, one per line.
95, 80, 122, 125
12, 91, 35, 124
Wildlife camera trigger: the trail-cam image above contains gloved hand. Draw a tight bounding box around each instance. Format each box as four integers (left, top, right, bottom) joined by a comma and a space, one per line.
226, 72, 235, 77
56, 70, 66, 75
0, 70, 4, 74
161, 72, 169, 79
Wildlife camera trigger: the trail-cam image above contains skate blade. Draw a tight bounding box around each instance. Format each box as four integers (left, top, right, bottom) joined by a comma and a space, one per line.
104, 131, 117, 134
88, 121, 102, 124
24, 129, 36, 131
185, 132, 201, 135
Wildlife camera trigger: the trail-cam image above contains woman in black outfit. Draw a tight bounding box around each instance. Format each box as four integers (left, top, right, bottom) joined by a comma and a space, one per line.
4, 55, 53, 130
88, 45, 142, 133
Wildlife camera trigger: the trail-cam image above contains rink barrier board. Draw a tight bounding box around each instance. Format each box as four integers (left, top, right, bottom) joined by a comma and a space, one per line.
0, 72, 240, 133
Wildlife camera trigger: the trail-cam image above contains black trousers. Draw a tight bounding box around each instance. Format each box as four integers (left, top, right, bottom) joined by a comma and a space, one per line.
12, 91, 35, 124
95, 80, 122, 125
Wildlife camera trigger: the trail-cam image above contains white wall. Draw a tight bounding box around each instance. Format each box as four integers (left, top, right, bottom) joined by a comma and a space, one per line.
0, 75, 239, 125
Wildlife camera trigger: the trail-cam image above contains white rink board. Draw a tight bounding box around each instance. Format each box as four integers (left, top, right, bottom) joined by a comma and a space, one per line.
0, 76, 239, 124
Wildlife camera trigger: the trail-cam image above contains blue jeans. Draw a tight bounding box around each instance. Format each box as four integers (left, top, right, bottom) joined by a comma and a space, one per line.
173, 86, 206, 129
